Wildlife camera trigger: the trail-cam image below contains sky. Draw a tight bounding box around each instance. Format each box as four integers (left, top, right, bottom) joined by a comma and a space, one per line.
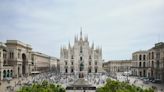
0, 0, 164, 61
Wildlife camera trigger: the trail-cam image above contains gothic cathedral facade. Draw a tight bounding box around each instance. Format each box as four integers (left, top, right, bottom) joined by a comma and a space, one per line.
60, 31, 103, 77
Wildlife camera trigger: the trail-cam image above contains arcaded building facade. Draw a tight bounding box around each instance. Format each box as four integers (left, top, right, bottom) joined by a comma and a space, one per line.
147, 42, 164, 82
0, 40, 32, 80
0, 40, 58, 80
131, 50, 148, 77
60, 31, 103, 76
131, 42, 164, 82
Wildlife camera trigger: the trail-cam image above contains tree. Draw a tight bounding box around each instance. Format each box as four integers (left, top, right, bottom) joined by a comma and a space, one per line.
17, 80, 65, 92
97, 79, 154, 92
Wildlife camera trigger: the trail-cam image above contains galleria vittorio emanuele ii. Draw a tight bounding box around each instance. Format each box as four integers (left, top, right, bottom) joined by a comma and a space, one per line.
0, 0, 164, 92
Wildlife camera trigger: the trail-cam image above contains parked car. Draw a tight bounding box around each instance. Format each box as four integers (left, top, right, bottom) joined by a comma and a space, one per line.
152, 79, 162, 84
148, 77, 154, 82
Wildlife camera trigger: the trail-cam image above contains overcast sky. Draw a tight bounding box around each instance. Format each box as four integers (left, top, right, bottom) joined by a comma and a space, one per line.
0, 0, 164, 61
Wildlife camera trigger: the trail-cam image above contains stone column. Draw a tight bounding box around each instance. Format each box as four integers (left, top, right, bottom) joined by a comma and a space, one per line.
15, 65, 18, 78
25, 63, 29, 76
19, 65, 22, 77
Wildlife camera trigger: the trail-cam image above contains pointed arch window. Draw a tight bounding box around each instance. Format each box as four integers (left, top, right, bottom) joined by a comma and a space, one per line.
65, 68, 68, 73
80, 63, 84, 71
71, 68, 74, 73
71, 61, 74, 65
65, 61, 67, 65
71, 55, 74, 59
95, 61, 97, 65
89, 55, 92, 59
95, 68, 98, 73
80, 57, 83, 61
89, 61, 91, 65
88, 68, 91, 73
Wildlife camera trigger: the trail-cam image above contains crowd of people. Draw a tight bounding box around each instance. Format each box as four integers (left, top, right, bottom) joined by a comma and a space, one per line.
85, 73, 108, 86
24, 72, 108, 87
3, 72, 108, 92
4, 72, 164, 92
29, 72, 78, 87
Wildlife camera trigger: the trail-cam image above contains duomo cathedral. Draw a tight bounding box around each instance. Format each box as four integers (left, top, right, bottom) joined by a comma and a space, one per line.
60, 31, 103, 77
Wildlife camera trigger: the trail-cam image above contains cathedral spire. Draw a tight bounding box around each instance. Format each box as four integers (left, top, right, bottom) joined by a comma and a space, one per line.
69, 41, 71, 48
80, 27, 82, 37
60, 46, 63, 56
100, 47, 102, 55
74, 35, 77, 42
85, 35, 88, 42
92, 42, 94, 49
80, 27, 83, 40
